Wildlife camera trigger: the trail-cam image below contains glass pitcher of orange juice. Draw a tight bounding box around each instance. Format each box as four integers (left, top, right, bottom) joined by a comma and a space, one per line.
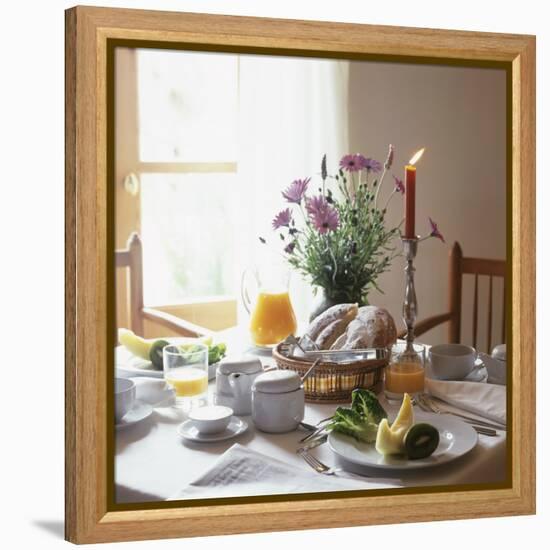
241, 266, 297, 347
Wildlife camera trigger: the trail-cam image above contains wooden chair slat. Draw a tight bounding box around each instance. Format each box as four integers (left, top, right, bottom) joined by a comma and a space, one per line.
472, 274, 478, 350
462, 257, 506, 277
501, 280, 506, 344
487, 276, 493, 352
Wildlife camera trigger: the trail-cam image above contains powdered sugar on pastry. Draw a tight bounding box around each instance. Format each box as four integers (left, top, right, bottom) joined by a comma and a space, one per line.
330, 306, 397, 350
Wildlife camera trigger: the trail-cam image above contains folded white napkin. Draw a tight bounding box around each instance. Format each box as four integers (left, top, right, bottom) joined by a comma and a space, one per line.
425, 378, 506, 425
132, 377, 175, 407
170, 443, 390, 500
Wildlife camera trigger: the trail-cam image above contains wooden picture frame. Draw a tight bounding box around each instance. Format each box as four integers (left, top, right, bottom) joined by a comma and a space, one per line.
65, 5, 535, 544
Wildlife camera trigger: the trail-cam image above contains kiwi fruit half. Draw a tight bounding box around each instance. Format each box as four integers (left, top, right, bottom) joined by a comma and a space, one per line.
149, 339, 170, 370
404, 423, 440, 459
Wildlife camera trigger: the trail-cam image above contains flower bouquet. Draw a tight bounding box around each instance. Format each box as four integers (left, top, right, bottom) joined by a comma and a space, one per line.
263, 146, 444, 317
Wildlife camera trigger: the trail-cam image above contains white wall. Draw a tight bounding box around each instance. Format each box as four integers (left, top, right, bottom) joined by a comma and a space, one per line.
348, 62, 507, 349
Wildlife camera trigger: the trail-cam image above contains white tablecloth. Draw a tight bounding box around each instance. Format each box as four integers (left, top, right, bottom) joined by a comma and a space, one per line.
115, 332, 507, 503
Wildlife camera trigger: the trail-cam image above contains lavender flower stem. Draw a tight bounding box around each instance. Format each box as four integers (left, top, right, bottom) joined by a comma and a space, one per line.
327, 238, 338, 286
299, 205, 314, 237
382, 188, 397, 212
374, 166, 389, 208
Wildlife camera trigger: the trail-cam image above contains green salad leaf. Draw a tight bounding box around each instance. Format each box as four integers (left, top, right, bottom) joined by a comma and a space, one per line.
208, 343, 227, 365
327, 389, 387, 443
351, 389, 388, 424
178, 341, 227, 366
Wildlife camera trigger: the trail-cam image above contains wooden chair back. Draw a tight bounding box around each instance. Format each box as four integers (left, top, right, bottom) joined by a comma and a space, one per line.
115, 232, 144, 336
403, 241, 506, 352
448, 242, 506, 352
115, 233, 211, 339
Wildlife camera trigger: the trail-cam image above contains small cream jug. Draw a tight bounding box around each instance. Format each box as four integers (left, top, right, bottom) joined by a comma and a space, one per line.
215, 356, 264, 415
251, 370, 305, 433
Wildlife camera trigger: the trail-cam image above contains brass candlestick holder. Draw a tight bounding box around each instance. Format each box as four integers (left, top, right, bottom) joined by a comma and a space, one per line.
401, 236, 419, 354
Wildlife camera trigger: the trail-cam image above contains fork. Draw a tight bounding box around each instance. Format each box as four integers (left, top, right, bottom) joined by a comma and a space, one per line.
298, 416, 334, 443
298, 449, 344, 476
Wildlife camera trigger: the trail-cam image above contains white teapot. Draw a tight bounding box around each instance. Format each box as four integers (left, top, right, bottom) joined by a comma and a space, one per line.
215, 356, 267, 415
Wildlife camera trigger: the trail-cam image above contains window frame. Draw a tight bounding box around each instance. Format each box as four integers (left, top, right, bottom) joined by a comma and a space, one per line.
115, 47, 239, 329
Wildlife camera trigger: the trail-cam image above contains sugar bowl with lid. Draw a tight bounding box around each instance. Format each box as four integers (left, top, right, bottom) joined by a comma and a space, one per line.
251, 369, 305, 433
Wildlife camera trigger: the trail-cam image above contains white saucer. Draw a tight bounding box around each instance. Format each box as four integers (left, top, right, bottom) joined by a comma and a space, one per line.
464, 361, 488, 382
177, 416, 248, 442
426, 358, 488, 383
115, 400, 153, 429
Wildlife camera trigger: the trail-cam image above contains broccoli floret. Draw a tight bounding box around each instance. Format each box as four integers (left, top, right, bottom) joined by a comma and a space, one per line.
208, 343, 227, 365
327, 407, 379, 443
351, 389, 388, 424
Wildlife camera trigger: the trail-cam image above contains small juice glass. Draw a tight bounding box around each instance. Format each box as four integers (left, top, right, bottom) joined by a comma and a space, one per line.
163, 343, 209, 410
384, 342, 425, 401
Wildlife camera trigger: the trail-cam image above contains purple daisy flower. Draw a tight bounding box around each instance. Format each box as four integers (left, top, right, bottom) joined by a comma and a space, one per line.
339, 154, 363, 173
282, 177, 310, 204
306, 195, 340, 234
284, 241, 296, 254
361, 157, 383, 173
429, 217, 445, 242
272, 208, 292, 230
393, 175, 405, 194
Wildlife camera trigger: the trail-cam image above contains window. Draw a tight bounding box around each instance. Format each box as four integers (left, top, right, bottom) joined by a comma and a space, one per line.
132, 49, 240, 306
115, 47, 349, 327
137, 49, 238, 163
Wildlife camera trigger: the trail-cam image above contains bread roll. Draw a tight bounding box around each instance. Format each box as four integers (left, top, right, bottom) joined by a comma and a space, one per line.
315, 319, 349, 350
330, 306, 397, 350
304, 303, 358, 350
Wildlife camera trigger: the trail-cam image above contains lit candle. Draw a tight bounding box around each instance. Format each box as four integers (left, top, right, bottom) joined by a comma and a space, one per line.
404, 148, 425, 239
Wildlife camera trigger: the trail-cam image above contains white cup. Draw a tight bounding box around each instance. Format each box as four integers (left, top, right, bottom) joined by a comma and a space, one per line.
115, 378, 136, 422
188, 405, 234, 434
428, 344, 478, 380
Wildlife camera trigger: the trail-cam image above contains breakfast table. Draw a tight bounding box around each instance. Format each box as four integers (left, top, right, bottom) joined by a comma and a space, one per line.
115, 326, 507, 503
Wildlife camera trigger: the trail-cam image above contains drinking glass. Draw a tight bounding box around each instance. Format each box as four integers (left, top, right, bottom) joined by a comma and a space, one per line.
384, 342, 425, 401
163, 343, 209, 410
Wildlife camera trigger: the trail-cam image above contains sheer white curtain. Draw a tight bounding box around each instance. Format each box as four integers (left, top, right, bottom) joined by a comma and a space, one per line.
235, 55, 350, 325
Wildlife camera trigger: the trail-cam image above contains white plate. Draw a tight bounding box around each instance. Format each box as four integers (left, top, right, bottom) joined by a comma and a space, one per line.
328, 412, 477, 471
115, 400, 153, 429
177, 416, 248, 443
115, 339, 219, 380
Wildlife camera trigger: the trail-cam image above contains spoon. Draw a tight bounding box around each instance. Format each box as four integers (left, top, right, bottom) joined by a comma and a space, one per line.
301, 358, 321, 383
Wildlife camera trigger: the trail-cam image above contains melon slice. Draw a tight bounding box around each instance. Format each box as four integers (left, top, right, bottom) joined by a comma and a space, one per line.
118, 328, 152, 360
375, 393, 414, 455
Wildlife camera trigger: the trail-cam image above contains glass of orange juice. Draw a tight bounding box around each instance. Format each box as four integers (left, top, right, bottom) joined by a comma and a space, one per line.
163, 343, 208, 410
241, 265, 297, 348
384, 342, 425, 401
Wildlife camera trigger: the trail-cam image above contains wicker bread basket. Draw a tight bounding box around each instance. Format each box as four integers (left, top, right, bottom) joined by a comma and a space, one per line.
272, 342, 388, 403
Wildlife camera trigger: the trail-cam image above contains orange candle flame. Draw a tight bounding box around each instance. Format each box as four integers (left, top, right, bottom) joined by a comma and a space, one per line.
408, 148, 425, 166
